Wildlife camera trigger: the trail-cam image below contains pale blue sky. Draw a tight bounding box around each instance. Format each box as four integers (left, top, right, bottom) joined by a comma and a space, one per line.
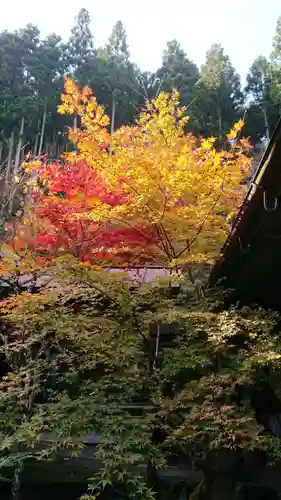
1, 0, 281, 83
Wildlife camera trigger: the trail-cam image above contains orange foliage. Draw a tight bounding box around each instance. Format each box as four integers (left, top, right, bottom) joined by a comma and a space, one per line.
1, 79, 251, 271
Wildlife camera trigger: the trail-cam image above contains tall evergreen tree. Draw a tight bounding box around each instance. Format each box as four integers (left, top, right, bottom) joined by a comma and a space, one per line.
0, 25, 41, 162
269, 16, 281, 128
156, 40, 199, 130
245, 56, 277, 141
89, 21, 140, 128
106, 20, 129, 62
0, 30, 23, 145
271, 16, 281, 64
198, 44, 243, 140
67, 8, 95, 84
157, 40, 199, 98
2, 10, 281, 161
30, 34, 66, 156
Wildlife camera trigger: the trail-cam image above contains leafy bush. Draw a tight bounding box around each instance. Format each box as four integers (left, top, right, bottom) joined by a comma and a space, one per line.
1, 263, 281, 498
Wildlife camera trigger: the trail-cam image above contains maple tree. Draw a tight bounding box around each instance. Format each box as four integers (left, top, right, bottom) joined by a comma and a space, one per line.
24, 160, 143, 264
4, 78, 251, 271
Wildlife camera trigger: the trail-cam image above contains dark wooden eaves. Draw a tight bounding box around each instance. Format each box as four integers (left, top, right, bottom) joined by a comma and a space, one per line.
210, 117, 281, 308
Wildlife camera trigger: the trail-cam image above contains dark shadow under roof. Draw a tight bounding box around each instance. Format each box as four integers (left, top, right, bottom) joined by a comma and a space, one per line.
210, 117, 281, 309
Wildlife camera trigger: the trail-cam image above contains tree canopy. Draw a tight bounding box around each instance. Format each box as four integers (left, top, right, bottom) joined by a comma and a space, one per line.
1, 6, 281, 167
1, 78, 251, 272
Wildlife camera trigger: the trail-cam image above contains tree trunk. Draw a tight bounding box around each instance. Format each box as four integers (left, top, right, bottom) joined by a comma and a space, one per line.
7, 117, 25, 215
13, 116, 25, 176
51, 128, 56, 159
73, 115, 78, 130
146, 323, 160, 499
111, 99, 116, 136
201, 451, 240, 500
33, 119, 40, 158
20, 147, 25, 164
1, 131, 14, 219
33, 134, 39, 158
38, 109, 47, 158
45, 141, 51, 157
262, 106, 270, 143
5, 130, 14, 189
109, 98, 116, 158
218, 107, 222, 145
147, 462, 160, 500
202, 474, 237, 500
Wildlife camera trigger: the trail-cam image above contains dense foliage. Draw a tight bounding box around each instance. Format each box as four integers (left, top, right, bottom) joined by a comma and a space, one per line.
3, 79, 249, 270
0, 263, 281, 498
1, 10, 281, 498
1, 7, 281, 170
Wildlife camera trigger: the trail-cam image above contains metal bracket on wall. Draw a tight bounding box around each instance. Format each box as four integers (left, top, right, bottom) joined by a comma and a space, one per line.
238, 237, 250, 254
263, 190, 278, 212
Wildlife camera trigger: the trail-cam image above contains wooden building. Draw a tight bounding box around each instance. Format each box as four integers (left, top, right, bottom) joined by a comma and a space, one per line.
211, 117, 281, 310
